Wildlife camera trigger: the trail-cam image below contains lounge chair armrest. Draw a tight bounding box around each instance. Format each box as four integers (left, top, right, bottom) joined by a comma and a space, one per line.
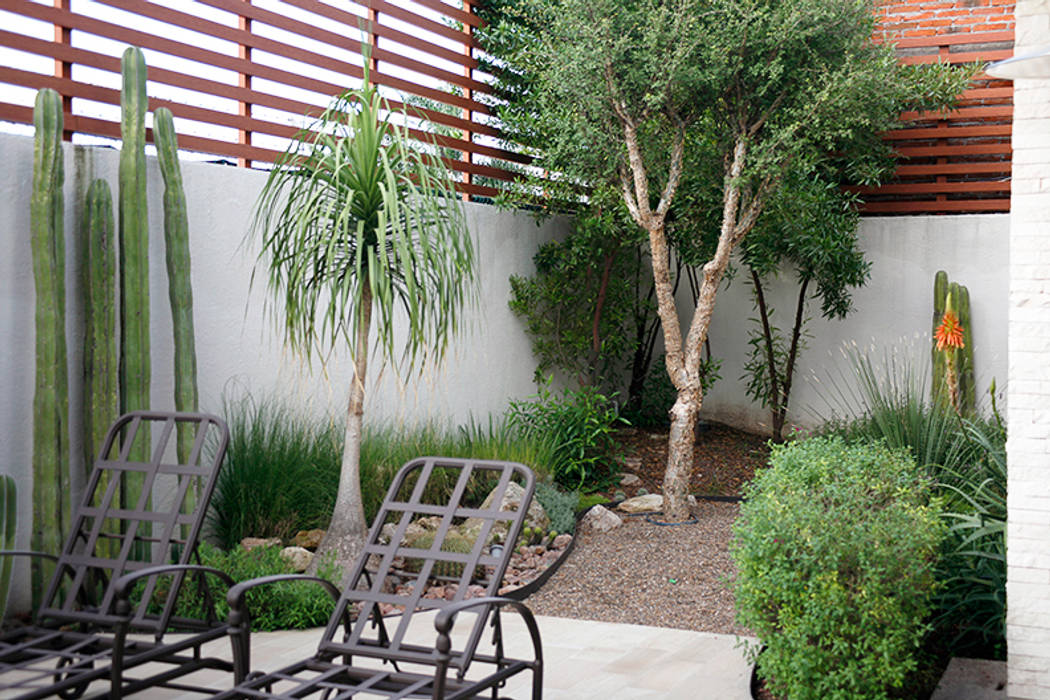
225, 574, 348, 684
0, 549, 59, 563
433, 596, 542, 658
113, 564, 236, 615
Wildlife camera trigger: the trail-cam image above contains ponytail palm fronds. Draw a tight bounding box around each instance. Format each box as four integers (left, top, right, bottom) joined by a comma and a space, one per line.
252, 82, 477, 375
250, 76, 477, 576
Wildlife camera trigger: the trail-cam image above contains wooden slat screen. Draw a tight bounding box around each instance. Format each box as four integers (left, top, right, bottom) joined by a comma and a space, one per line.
860, 24, 1015, 214
0, 0, 521, 199
0, 1, 1016, 212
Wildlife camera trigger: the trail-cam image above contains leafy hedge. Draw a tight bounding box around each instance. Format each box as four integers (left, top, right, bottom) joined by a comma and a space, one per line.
732, 437, 945, 700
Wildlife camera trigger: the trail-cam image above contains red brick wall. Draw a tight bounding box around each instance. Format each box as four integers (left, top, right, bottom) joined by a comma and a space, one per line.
877, 0, 1015, 38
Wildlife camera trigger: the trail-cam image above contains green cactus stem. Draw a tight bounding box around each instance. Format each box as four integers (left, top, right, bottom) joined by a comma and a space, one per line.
0, 476, 15, 622
30, 87, 69, 603
955, 284, 975, 416
82, 179, 117, 469
119, 47, 150, 539
82, 178, 119, 555
931, 270, 948, 405
154, 108, 198, 465
931, 271, 975, 416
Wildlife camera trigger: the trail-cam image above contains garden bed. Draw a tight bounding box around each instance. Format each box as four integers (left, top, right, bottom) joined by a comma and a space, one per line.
524, 422, 768, 634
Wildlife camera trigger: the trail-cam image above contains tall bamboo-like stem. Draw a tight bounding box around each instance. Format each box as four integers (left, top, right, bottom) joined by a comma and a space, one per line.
155, 108, 199, 475
30, 88, 69, 603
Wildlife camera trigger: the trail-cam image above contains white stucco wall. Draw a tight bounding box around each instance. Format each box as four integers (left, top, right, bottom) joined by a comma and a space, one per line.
0, 126, 1016, 615
698, 214, 1010, 434
0, 131, 569, 612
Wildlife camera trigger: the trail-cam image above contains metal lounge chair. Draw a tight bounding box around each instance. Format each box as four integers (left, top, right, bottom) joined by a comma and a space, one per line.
219, 456, 543, 700
0, 410, 231, 699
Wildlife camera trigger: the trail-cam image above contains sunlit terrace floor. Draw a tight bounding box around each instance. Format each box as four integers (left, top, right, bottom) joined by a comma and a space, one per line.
112, 614, 754, 699
77, 612, 1007, 699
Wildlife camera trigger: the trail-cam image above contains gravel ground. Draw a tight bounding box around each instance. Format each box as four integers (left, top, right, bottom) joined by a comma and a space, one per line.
525, 499, 748, 636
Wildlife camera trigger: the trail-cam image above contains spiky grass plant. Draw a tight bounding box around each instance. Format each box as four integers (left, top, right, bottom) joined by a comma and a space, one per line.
813, 344, 966, 473
207, 394, 555, 548
252, 57, 477, 574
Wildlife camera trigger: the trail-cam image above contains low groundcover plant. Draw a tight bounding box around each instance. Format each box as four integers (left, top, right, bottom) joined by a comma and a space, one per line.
731, 436, 946, 700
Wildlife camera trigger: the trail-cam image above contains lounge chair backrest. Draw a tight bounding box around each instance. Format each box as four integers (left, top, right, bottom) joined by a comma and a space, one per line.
36, 411, 229, 635
318, 456, 535, 672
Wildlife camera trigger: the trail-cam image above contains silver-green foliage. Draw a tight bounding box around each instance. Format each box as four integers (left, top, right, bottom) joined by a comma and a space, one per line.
732, 437, 945, 700
533, 482, 576, 534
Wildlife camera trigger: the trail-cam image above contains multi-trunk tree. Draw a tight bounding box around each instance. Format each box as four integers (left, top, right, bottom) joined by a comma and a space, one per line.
481, 0, 974, 520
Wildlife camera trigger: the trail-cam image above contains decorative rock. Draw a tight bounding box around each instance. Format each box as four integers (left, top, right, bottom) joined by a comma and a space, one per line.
552, 534, 573, 550
620, 472, 641, 486
280, 546, 313, 572
687, 495, 698, 507
380, 523, 398, 544
622, 457, 642, 469
461, 482, 549, 544
240, 537, 281, 550
292, 528, 325, 550
580, 505, 623, 533
618, 493, 663, 514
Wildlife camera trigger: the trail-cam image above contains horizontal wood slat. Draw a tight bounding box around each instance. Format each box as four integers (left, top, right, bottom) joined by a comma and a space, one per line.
0, 1, 1015, 211
0, 0, 514, 197
861, 18, 1015, 215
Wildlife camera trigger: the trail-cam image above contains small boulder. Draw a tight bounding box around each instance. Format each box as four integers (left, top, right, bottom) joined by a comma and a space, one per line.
461, 482, 549, 544
292, 528, 326, 550
620, 472, 641, 486
687, 495, 698, 507
280, 546, 313, 572
552, 534, 573, 550
240, 537, 281, 551
580, 505, 622, 533
618, 493, 663, 514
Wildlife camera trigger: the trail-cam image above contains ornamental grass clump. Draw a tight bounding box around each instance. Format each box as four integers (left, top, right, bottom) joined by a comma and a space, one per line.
732, 437, 946, 700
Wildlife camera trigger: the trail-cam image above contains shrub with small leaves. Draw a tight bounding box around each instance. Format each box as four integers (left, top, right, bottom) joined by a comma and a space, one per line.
506, 378, 624, 489
731, 437, 945, 700
147, 543, 339, 632
535, 482, 577, 534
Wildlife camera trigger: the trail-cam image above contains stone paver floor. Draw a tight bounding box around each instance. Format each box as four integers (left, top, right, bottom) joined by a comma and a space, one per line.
100, 614, 755, 699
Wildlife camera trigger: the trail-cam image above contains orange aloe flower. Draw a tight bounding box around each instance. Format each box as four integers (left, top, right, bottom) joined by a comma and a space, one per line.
935, 311, 965, 351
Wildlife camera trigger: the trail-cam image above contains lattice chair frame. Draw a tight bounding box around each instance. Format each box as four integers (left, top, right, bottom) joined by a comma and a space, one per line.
0, 411, 232, 699
218, 456, 544, 700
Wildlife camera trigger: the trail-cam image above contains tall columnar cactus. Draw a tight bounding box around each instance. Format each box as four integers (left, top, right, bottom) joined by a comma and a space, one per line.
932, 271, 975, 414
0, 476, 16, 622
954, 283, 975, 416
82, 179, 117, 470
931, 270, 948, 404
119, 47, 150, 513
30, 88, 69, 603
155, 108, 199, 469
82, 178, 118, 556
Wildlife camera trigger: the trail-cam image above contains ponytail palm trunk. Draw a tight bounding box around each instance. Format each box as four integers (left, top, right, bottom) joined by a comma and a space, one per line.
252, 74, 476, 578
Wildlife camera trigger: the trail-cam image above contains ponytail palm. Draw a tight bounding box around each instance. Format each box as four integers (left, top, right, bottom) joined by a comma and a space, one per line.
252, 80, 476, 576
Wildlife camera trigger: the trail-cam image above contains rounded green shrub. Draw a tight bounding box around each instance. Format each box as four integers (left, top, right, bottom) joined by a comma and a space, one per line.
731, 436, 945, 700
